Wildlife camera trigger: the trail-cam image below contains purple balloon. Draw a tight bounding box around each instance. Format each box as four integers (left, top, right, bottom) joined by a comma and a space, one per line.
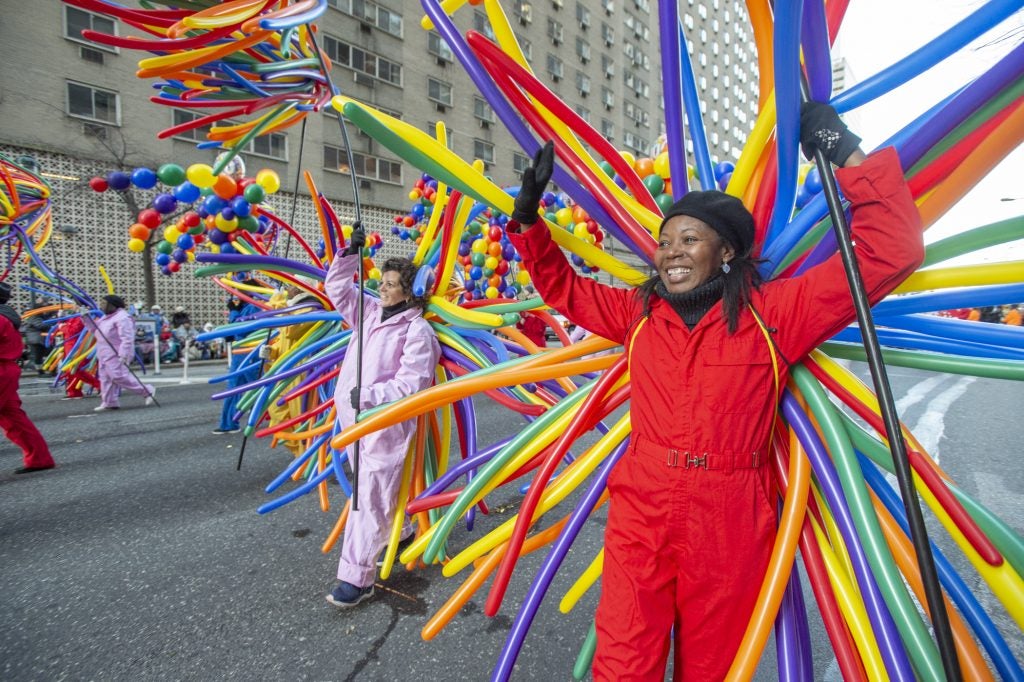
152, 193, 177, 214
107, 171, 131, 191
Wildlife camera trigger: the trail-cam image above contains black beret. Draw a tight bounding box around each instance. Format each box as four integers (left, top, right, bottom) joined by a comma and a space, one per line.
660, 190, 756, 256
103, 294, 127, 309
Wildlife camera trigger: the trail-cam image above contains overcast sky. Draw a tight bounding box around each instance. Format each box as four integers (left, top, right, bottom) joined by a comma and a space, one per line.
834, 0, 1023, 265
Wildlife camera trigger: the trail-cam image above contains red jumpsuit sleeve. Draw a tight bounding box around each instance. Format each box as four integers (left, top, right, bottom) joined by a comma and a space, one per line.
761, 146, 925, 362
323, 253, 379, 326
507, 221, 638, 344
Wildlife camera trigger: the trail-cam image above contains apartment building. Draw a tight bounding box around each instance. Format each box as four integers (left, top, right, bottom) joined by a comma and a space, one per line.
0, 0, 759, 314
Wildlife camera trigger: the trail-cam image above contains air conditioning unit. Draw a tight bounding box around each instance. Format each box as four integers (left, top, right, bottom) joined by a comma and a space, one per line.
435, 103, 447, 113
80, 46, 104, 65
436, 56, 448, 67
353, 72, 375, 87
82, 122, 107, 139
360, 22, 372, 33
359, 179, 372, 190
479, 119, 490, 129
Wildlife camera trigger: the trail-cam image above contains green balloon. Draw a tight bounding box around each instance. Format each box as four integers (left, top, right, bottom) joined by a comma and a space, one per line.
243, 183, 266, 204
239, 216, 260, 232
599, 161, 615, 177
655, 192, 675, 214
471, 252, 486, 266
187, 224, 204, 236
156, 163, 186, 186
643, 174, 665, 196
365, 279, 379, 291
156, 240, 174, 255
408, 228, 420, 240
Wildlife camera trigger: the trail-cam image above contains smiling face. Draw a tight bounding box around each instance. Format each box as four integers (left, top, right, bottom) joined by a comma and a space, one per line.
654, 216, 734, 294
378, 270, 410, 307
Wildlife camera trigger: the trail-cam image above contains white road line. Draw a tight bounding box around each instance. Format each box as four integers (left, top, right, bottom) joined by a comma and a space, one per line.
895, 374, 951, 414
909, 376, 976, 465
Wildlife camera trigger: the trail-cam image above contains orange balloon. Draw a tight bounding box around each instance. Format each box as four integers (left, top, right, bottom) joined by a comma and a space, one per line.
128, 223, 151, 240
635, 157, 655, 178
571, 205, 588, 224
487, 242, 503, 258
212, 173, 238, 200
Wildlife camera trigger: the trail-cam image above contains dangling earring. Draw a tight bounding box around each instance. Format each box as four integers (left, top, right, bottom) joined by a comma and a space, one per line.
721, 261, 731, 274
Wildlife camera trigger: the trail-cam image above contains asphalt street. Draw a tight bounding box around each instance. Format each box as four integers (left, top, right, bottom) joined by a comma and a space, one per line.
1, 362, 1022, 681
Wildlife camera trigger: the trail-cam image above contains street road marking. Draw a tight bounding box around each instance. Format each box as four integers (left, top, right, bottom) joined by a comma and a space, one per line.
909, 376, 975, 465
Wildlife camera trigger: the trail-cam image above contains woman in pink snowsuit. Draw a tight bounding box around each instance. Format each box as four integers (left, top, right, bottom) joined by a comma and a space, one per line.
82, 295, 155, 411
323, 226, 440, 608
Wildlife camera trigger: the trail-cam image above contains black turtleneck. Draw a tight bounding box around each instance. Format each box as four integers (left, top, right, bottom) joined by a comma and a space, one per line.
655, 275, 725, 329
380, 300, 412, 321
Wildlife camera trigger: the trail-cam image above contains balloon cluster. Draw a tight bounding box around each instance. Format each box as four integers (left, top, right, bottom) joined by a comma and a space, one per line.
341, 223, 386, 291
88, 163, 283, 275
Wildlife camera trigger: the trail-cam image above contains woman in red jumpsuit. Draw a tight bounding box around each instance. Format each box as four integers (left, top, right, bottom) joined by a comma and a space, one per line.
505, 104, 924, 680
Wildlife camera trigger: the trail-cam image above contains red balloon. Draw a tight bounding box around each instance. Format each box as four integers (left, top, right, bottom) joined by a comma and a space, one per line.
167, 261, 181, 273
403, 216, 415, 227
488, 226, 502, 241
183, 211, 201, 227
89, 177, 109, 192
138, 209, 161, 229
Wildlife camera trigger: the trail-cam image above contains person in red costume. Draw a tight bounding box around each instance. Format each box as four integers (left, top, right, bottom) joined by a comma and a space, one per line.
0, 282, 56, 474
57, 315, 99, 399
516, 313, 548, 348
505, 103, 924, 681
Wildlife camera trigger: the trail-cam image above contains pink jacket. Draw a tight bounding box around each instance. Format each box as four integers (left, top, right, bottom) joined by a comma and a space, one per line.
83, 309, 135, 363
324, 254, 440, 458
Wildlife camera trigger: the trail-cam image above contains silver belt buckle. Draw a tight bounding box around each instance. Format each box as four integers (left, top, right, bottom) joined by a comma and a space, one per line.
686, 452, 707, 470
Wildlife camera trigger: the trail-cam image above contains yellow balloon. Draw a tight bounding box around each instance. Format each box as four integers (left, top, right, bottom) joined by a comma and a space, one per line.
618, 150, 636, 168
653, 152, 671, 179
485, 286, 499, 299
516, 270, 531, 286
471, 238, 487, 254
186, 251, 196, 262
368, 267, 382, 280
215, 214, 238, 232
127, 238, 145, 253
555, 207, 573, 227
798, 163, 813, 184
484, 256, 499, 270
573, 222, 590, 239
342, 224, 353, 239
186, 163, 215, 188
256, 169, 281, 194
163, 226, 179, 243
209, 243, 221, 254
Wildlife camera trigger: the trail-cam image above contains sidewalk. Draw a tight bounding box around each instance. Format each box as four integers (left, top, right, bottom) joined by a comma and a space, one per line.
17, 358, 231, 398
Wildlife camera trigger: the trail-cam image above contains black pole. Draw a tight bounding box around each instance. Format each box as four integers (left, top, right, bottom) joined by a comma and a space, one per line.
235, 327, 276, 471
308, 24, 365, 511
801, 80, 961, 681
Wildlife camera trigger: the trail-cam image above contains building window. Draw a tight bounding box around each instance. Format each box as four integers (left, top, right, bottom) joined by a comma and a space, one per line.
322, 35, 402, 86
575, 36, 591, 63
546, 54, 564, 80
576, 2, 591, 27
64, 6, 117, 52
601, 0, 614, 14
602, 53, 615, 78
326, 0, 402, 37
513, 1, 533, 25
324, 146, 402, 184
249, 132, 288, 160
601, 87, 614, 109
513, 151, 530, 177
473, 139, 495, 165
576, 71, 591, 95
547, 18, 564, 44
517, 35, 533, 61
473, 97, 496, 124
601, 22, 614, 46
601, 119, 614, 141
67, 81, 120, 125
473, 10, 497, 39
171, 110, 287, 159
574, 104, 591, 123
428, 77, 453, 106
427, 32, 452, 62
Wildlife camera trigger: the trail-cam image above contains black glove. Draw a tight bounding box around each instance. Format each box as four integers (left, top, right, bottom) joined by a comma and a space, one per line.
800, 101, 861, 166
350, 386, 361, 410
511, 141, 555, 225
343, 222, 365, 257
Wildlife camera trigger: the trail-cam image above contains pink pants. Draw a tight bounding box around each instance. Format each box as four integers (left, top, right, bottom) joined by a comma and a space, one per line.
98, 360, 153, 408
336, 443, 412, 587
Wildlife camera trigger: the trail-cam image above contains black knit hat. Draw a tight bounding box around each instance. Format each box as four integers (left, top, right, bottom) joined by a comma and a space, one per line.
0, 281, 11, 303
660, 190, 756, 256
103, 294, 126, 309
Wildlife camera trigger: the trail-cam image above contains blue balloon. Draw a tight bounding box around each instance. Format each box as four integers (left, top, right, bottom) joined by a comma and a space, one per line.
411, 203, 425, 219
220, 207, 235, 221
804, 168, 822, 194
220, 242, 236, 254
131, 167, 158, 189
173, 181, 201, 203
469, 266, 483, 280
203, 195, 227, 214
541, 191, 556, 207
713, 161, 735, 181
172, 248, 188, 263
176, 234, 195, 250
230, 197, 252, 217
207, 229, 228, 245
155, 253, 171, 266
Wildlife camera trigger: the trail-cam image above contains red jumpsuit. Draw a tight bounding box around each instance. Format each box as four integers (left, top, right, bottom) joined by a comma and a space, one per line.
0, 311, 55, 470
508, 148, 923, 680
